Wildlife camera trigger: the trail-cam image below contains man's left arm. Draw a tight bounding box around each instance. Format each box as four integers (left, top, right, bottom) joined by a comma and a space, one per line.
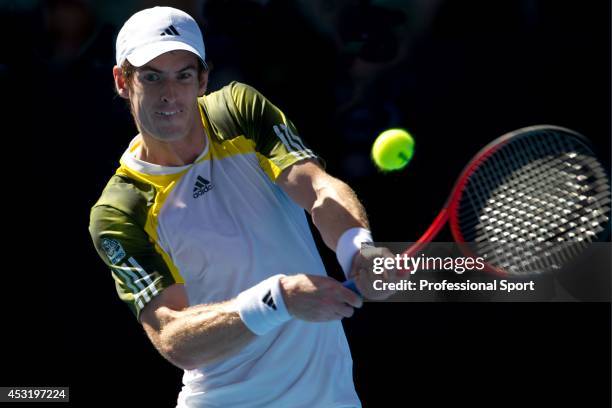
277, 159, 368, 250
228, 82, 397, 297
277, 159, 398, 299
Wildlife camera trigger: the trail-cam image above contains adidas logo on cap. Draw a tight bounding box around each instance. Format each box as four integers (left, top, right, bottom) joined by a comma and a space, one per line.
160, 25, 180, 36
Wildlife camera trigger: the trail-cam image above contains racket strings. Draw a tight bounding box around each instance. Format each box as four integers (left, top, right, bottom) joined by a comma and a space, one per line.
463, 135, 608, 240
456, 130, 611, 275
503, 134, 609, 240
466, 142, 592, 273
478, 166, 604, 272
487, 160, 609, 272
463, 148, 596, 240
460, 134, 572, 229
485, 154, 608, 240
484, 145, 609, 245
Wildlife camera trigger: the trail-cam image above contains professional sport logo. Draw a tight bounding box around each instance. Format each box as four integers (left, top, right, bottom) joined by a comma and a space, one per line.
101, 238, 127, 265
193, 175, 214, 198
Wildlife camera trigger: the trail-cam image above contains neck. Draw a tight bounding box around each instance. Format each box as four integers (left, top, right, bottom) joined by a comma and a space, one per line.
137, 126, 207, 167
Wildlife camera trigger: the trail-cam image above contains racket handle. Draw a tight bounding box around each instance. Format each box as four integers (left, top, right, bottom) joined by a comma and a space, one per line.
343, 279, 362, 297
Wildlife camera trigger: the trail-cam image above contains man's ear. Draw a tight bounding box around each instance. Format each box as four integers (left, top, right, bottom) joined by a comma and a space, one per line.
198, 70, 209, 97
113, 65, 130, 99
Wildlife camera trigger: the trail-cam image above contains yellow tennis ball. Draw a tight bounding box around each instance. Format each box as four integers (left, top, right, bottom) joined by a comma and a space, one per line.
371, 128, 415, 171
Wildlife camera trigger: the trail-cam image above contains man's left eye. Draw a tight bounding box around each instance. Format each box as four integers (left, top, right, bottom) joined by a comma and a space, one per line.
179, 73, 192, 79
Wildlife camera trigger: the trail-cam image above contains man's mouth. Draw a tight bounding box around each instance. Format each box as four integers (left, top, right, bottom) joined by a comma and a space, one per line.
156, 110, 183, 117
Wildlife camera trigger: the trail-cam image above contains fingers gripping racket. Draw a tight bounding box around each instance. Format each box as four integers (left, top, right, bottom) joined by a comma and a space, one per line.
344, 125, 611, 295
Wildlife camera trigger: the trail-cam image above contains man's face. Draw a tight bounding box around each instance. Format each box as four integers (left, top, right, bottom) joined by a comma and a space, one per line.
120, 50, 207, 142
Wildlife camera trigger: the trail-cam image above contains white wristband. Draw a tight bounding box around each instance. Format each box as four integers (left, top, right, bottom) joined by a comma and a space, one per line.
336, 227, 373, 279
234, 274, 292, 336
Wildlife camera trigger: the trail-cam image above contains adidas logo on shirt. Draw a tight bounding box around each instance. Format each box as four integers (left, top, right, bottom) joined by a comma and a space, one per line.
262, 290, 277, 310
193, 175, 214, 198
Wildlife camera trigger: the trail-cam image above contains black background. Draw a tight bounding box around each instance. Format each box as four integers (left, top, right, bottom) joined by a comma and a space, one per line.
1, 0, 610, 406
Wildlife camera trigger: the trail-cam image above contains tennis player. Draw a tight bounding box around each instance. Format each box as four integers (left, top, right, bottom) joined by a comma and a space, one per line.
89, 7, 398, 407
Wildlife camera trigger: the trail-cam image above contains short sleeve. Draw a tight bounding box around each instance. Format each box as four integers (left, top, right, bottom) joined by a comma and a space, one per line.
89, 205, 178, 321
229, 82, 325, 178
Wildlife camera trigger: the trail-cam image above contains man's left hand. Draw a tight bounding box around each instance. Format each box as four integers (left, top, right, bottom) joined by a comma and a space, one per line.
349, 246, 406, 300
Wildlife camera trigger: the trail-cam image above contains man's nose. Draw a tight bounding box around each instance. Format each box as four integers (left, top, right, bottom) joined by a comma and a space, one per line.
160, 80, 178, 103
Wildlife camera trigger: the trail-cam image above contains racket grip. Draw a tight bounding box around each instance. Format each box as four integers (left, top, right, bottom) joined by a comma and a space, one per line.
343, 279, 362, 297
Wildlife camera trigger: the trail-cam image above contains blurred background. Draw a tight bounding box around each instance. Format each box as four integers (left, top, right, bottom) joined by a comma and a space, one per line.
1, 0, 610, 406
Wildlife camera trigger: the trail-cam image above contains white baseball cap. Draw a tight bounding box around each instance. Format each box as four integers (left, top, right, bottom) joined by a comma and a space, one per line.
116, 6, 208, 68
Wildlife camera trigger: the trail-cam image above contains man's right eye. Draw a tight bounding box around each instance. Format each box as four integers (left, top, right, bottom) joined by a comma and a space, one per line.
143, 73, 160, 82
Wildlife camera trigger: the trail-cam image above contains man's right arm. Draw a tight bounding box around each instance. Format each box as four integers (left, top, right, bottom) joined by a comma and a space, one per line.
140, 283, 255, 370
140, 274, 362, 371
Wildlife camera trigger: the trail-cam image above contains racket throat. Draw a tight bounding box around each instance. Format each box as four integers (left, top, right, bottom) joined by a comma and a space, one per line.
414, 209, 449, 247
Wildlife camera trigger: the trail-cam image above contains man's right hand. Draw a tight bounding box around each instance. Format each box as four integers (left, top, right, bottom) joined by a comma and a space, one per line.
279, 274, 363, 321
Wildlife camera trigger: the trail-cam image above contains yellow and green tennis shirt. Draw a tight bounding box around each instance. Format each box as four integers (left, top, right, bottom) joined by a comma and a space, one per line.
89, 82, 360, 406
89, 81, 324, 319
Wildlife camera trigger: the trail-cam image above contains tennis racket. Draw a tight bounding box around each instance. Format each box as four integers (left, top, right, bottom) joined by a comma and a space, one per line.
344, 125, 611, 295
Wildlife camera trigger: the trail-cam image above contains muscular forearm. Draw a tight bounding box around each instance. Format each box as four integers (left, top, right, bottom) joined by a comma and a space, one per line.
310, 176, 369, 250
159, 301, 256, 370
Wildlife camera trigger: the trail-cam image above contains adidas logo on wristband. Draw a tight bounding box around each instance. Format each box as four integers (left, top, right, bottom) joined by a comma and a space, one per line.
262, 290, 277, 310
235, 275, 292, 336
